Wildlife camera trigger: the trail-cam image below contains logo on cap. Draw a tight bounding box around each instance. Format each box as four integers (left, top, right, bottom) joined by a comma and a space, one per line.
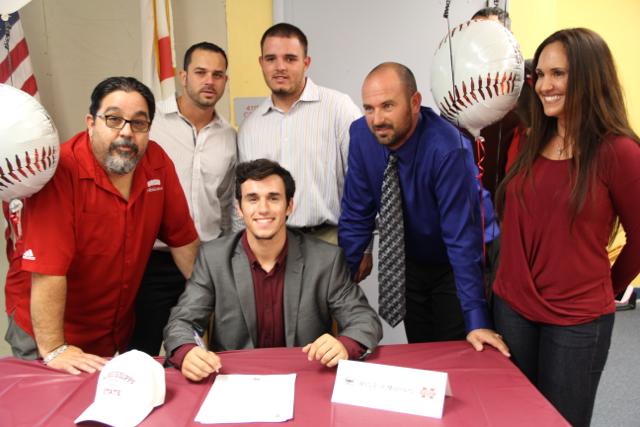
74, 350, 165, 427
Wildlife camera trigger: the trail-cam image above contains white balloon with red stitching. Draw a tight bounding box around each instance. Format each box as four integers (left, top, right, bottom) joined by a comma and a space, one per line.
0, 83, 59, 203
430, 19, 524, 138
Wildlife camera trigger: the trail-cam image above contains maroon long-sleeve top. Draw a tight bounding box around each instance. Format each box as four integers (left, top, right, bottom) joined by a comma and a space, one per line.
494, 135, 640, 325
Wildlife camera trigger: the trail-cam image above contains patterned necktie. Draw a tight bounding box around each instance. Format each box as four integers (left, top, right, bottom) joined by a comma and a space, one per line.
378, 151, 406, 327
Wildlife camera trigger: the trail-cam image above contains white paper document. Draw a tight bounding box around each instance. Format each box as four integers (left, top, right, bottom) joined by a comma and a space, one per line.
331, 360, 452, 418
195, 374, 297, 424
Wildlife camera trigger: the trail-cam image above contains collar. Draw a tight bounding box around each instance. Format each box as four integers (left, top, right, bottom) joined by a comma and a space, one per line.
74, 130, 108, 181
260, 77, 320, 115
384, 110, 425, 162
241, 230, 289, 273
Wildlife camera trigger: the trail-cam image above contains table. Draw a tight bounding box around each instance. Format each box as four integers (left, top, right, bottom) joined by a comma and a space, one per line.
0, 342, 570, 427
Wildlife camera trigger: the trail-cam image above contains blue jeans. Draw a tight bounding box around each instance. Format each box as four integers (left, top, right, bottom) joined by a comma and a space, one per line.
494, 295, 614, 427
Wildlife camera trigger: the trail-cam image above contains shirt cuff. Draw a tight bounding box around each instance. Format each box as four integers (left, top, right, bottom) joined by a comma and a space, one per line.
463, 307, 493, 333
364, 235, 375, 255
169, 343, 197, 370
337, 335, 367, 360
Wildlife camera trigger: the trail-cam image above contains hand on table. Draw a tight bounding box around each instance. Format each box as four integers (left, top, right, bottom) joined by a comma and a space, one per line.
182, 346, 222, 381
353, 254, 373, 283
45, 345, 108, 375
302, 333, 348, 368
466, 329, 511, 357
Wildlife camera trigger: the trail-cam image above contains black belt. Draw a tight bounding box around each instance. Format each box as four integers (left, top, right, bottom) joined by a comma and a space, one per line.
298, 223, 334, 234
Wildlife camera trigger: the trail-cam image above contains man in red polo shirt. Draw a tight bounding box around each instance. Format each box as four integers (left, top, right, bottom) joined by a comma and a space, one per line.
4, 77, 200, 375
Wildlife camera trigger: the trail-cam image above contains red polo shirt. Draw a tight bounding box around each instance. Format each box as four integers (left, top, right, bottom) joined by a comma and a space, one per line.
6, 130, 198, 356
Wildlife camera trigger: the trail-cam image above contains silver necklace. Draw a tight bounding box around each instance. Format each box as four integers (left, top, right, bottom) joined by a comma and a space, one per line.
556, 136, 565, 155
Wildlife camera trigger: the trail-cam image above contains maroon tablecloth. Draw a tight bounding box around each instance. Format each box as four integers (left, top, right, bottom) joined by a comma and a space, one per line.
0, 341, 570, 427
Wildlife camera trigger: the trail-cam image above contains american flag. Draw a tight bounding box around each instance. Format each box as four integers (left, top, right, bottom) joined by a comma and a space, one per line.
1, 12, 39, 101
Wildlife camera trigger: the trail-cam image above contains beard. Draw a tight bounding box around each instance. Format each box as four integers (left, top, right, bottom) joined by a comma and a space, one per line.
370, 116, 414, 148
267, 74, 306, 98
105, 138, 141, 175
185, 77, 220, 108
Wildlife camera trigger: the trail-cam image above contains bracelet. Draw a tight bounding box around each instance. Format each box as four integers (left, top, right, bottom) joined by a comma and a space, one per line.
42, 343, 68, 365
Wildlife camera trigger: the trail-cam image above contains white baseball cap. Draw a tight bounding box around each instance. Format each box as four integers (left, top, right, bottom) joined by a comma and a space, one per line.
75, 350, 166, 427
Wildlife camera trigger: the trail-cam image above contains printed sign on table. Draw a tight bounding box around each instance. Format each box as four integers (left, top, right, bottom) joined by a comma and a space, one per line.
331, 360, 452, 419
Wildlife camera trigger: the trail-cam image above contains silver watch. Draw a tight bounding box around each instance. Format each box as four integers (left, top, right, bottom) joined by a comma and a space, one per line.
42, 344, 68, 365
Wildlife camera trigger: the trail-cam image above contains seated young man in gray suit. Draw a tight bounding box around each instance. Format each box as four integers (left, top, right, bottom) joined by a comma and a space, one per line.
164, 159, 382, 381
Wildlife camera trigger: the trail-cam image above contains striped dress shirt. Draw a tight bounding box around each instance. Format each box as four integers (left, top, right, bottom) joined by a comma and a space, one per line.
235, 78, 361, 230
151, 94, 237, 249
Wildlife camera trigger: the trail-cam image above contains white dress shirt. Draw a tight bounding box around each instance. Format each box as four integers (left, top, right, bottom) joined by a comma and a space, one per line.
150, 93, 237, 249
235, 78, 361, 230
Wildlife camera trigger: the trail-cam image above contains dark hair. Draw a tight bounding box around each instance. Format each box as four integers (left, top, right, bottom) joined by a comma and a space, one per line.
515, 59, 534, 129
184, 42, 228, 71
235, 159, 296, 205
472, 7, 511, 29
496, 28, 639, 239
89, 77, 155, 122
260, 23, 308, 57
366, 62, 417, 102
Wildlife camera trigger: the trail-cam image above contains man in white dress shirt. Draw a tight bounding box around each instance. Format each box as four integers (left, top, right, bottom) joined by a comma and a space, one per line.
128, 42, 237, 355
236, 23, 373, 282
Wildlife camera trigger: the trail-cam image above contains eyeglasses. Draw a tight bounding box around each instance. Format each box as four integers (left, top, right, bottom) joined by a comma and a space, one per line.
95, 114, 151, 133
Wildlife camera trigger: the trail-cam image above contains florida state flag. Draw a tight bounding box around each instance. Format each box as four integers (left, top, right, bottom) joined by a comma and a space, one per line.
140, 0, 176, 101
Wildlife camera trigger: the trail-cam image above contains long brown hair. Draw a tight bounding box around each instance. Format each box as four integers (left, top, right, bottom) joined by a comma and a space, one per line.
495, 28, 639, 237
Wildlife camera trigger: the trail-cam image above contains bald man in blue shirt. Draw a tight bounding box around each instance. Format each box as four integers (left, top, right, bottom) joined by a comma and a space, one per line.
338, 62, 509, 356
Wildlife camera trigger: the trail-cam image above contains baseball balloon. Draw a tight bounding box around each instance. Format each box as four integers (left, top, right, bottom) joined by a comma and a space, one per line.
430, 19, 524, 138
0, 84, 59, 202
0, 0, 32, 20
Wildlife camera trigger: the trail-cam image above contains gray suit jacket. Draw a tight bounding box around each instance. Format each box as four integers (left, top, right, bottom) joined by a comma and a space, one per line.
164, 228, 382, 358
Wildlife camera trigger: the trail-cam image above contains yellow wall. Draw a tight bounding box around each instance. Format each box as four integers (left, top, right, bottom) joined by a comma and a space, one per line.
511, 0, 640, 288
511, 0, 640, 133
510, 0, 558, 59
226, 0, 273, 128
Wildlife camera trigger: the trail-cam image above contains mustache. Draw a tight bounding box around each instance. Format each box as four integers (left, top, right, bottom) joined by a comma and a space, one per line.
110, 139, 138, 154
374, 124, 393, 131
200, 86, 217, 94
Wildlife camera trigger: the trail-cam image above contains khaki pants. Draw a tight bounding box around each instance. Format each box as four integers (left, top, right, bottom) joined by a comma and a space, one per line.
305, 225, 338, 245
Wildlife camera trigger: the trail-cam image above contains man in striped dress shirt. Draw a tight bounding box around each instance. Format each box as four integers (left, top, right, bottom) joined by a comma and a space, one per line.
236, 23, 373, 283
128, 42, 237, 355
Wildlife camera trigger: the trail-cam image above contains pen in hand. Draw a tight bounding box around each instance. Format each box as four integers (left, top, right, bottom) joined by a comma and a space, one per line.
194, 330, 219, 373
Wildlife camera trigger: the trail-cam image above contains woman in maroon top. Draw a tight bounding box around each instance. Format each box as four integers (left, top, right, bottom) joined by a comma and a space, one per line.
493, 28, 640, 427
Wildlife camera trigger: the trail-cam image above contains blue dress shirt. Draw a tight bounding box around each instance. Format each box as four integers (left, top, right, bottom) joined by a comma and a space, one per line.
338, 107, 492, 332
